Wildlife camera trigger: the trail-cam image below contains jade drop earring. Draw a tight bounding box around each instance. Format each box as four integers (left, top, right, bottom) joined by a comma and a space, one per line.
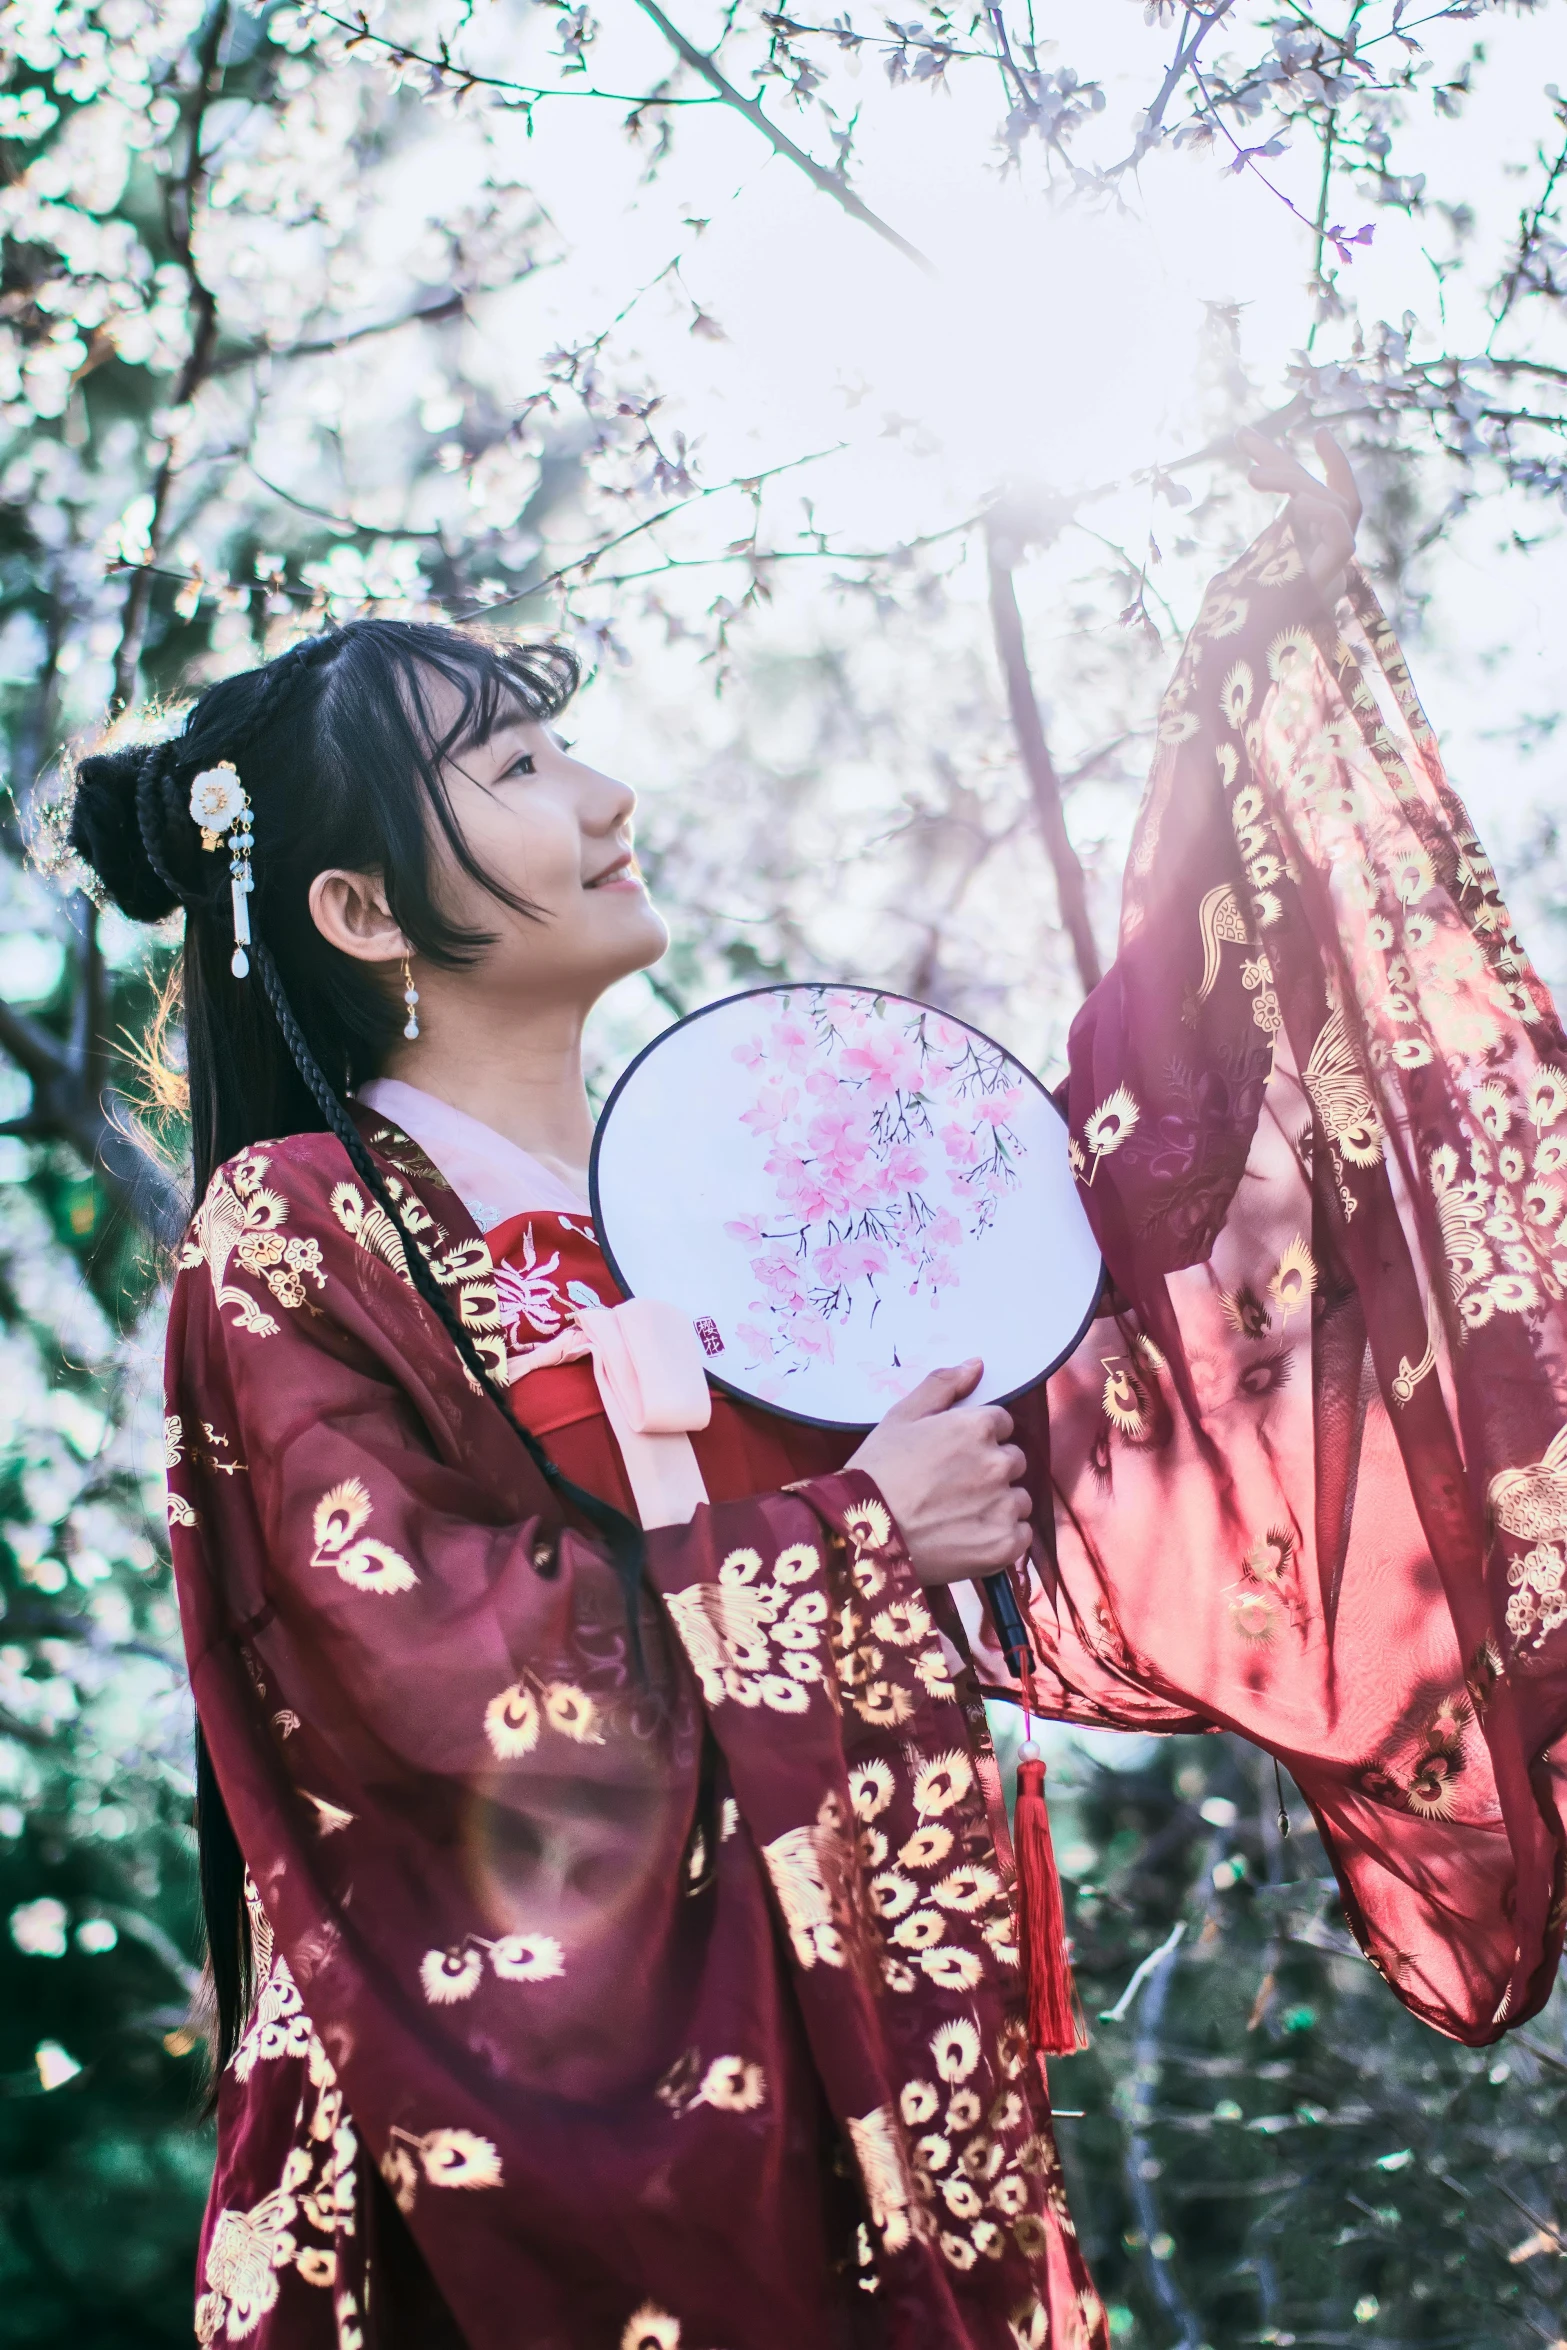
402, 954, 420, 1041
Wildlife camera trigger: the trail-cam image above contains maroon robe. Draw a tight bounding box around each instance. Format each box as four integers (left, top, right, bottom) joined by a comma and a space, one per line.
167, 526, 1567, 2349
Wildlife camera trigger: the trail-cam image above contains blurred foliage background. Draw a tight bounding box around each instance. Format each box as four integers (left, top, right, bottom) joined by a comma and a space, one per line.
0, 0, 1564, 2341
1000, 1721, 1567, 2349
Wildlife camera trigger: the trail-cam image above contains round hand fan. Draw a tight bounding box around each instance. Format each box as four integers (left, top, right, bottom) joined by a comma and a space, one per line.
590, 983, 1103, 1433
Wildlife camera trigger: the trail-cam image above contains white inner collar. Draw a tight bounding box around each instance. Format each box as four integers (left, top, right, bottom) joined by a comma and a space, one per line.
356, 1076, 592, 1232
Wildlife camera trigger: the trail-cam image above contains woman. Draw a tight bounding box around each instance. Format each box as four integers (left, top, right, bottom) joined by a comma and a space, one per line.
66, 430, 1567, 2350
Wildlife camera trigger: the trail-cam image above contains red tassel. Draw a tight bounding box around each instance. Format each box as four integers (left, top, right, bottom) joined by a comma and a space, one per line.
1014, 1748, 1088, 2059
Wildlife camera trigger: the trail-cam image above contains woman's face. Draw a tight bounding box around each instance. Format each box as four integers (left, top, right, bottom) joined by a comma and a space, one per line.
310, 680, 669, 1018
430, 704, 669, 1010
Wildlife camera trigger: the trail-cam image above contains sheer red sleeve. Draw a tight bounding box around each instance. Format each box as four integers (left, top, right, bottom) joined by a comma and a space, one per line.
991, 520, 1567, 2048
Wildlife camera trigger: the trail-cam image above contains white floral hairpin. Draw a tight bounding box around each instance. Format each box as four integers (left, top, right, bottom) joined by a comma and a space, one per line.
188, 761, 255, 978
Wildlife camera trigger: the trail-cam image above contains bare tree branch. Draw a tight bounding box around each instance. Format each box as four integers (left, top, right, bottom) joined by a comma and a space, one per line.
213, 290, 467, 376
0, 992, 186, 1246
985, 514, 1103, 998
1490, 106, 1567, 350
634, 0, 936, 275
243, 465, 447, 542
318, 8, 723, 109
112, 0, 231, 710
1122, 1919, 1206, 2349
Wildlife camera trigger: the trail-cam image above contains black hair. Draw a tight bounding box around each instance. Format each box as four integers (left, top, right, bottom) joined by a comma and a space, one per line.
68, 619, 649, 2085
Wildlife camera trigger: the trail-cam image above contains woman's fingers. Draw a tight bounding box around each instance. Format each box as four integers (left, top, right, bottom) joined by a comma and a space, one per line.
1315, 427, 1362, 527
853, 1369, 1040, 1583
1280, 489, 1355, 561
1291, 497, 1355, 594
1246, 461, 1346, 520
881, 1359, 984, 1422
974, 1518, 1031, 1571
1236, 425, 1329, 499
974, 1478, 1033, 1569
1238, 422, 1360, 527
996, 1442, 1028, 1487
1235, 421, 1359, 600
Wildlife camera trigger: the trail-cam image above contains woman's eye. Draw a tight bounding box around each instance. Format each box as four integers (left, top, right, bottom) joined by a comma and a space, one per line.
509, 752, 536, 777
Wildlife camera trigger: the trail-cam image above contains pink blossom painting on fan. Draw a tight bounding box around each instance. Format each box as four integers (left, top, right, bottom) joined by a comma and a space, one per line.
728, 995, 1026, 1384
591, 985, 1103, 1425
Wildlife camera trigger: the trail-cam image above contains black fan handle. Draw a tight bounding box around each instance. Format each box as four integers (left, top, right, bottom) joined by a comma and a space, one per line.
982, 1569, 1034, 1680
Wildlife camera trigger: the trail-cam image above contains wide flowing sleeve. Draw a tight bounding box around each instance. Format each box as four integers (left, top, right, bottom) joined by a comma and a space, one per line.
998, 519, 1567, 2048
165, 1135, 864, 2345
167, 1133, 1110, 2350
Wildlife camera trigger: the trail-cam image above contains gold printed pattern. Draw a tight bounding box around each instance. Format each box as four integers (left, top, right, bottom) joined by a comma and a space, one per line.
690, 2054, 766, 2112
1505, 1544, 1567, 1649
1219, 661, 1254, 728
847, 2105, 916, 2253
1241, 951, 1282, 1036
1101, 1358, 1147, 1437
1196, 884, 1248, 1002
332, 1177, 508, 1382
1489, 1425, 1567, 1545
233, 1949, 313, 2082
762, 1790, 861, 1970
1391, 1293, 1442, 1406
300, 1791, 355, 1837
621, 2307, 682, 2350
197, 2180, 301, 2339
1267, 1237, 1317, 1323
1425, 1126, 1557, 1329
181, 1152, 326, 1337
330, 1182, 411, 1283
797, 1479, 1063, 2280
380, 2127, 503, 2216
1492, 1427, 1567, 1652
1302, 1006, 1384, 1168
310, 1479, 417, 1596
1078, 1087, 1140, 1185
654, 2046, 767, 2117
418, 1931, 564, 2002
663, 1542, 826, 1713
481, 1669, 603, 1759
1429, 1143, 1494, 1317
199, 2010, 355, 2341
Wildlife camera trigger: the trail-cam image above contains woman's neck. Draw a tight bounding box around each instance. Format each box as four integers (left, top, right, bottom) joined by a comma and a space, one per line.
380, 1008, 596, 1194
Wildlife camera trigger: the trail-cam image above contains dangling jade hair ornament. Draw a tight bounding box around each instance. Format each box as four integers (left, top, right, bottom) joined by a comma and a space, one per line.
187, 759, 255, 978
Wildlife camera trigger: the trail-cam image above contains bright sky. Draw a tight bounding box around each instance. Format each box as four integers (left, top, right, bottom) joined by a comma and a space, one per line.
469, 7, 1561, 510
388, 4, 1567, 990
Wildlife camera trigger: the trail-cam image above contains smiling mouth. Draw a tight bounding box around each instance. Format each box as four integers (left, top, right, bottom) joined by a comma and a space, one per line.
586, 854, 642, 889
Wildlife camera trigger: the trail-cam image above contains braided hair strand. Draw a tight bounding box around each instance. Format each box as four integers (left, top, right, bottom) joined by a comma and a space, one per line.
253, 942, 650, 1657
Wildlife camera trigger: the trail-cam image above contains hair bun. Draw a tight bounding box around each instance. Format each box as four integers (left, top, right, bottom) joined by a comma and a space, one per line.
70, 741, 184, 923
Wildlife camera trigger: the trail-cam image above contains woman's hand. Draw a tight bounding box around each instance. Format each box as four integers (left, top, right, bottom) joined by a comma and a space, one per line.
846, 1358, 1031, 1589
1237, 423, 1362, 607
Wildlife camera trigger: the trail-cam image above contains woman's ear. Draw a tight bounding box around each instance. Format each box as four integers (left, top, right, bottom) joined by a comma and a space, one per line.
309, 869, 408, 967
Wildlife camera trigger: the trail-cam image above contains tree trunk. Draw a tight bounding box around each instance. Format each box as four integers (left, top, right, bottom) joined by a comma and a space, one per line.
985, 521, 1102, 999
